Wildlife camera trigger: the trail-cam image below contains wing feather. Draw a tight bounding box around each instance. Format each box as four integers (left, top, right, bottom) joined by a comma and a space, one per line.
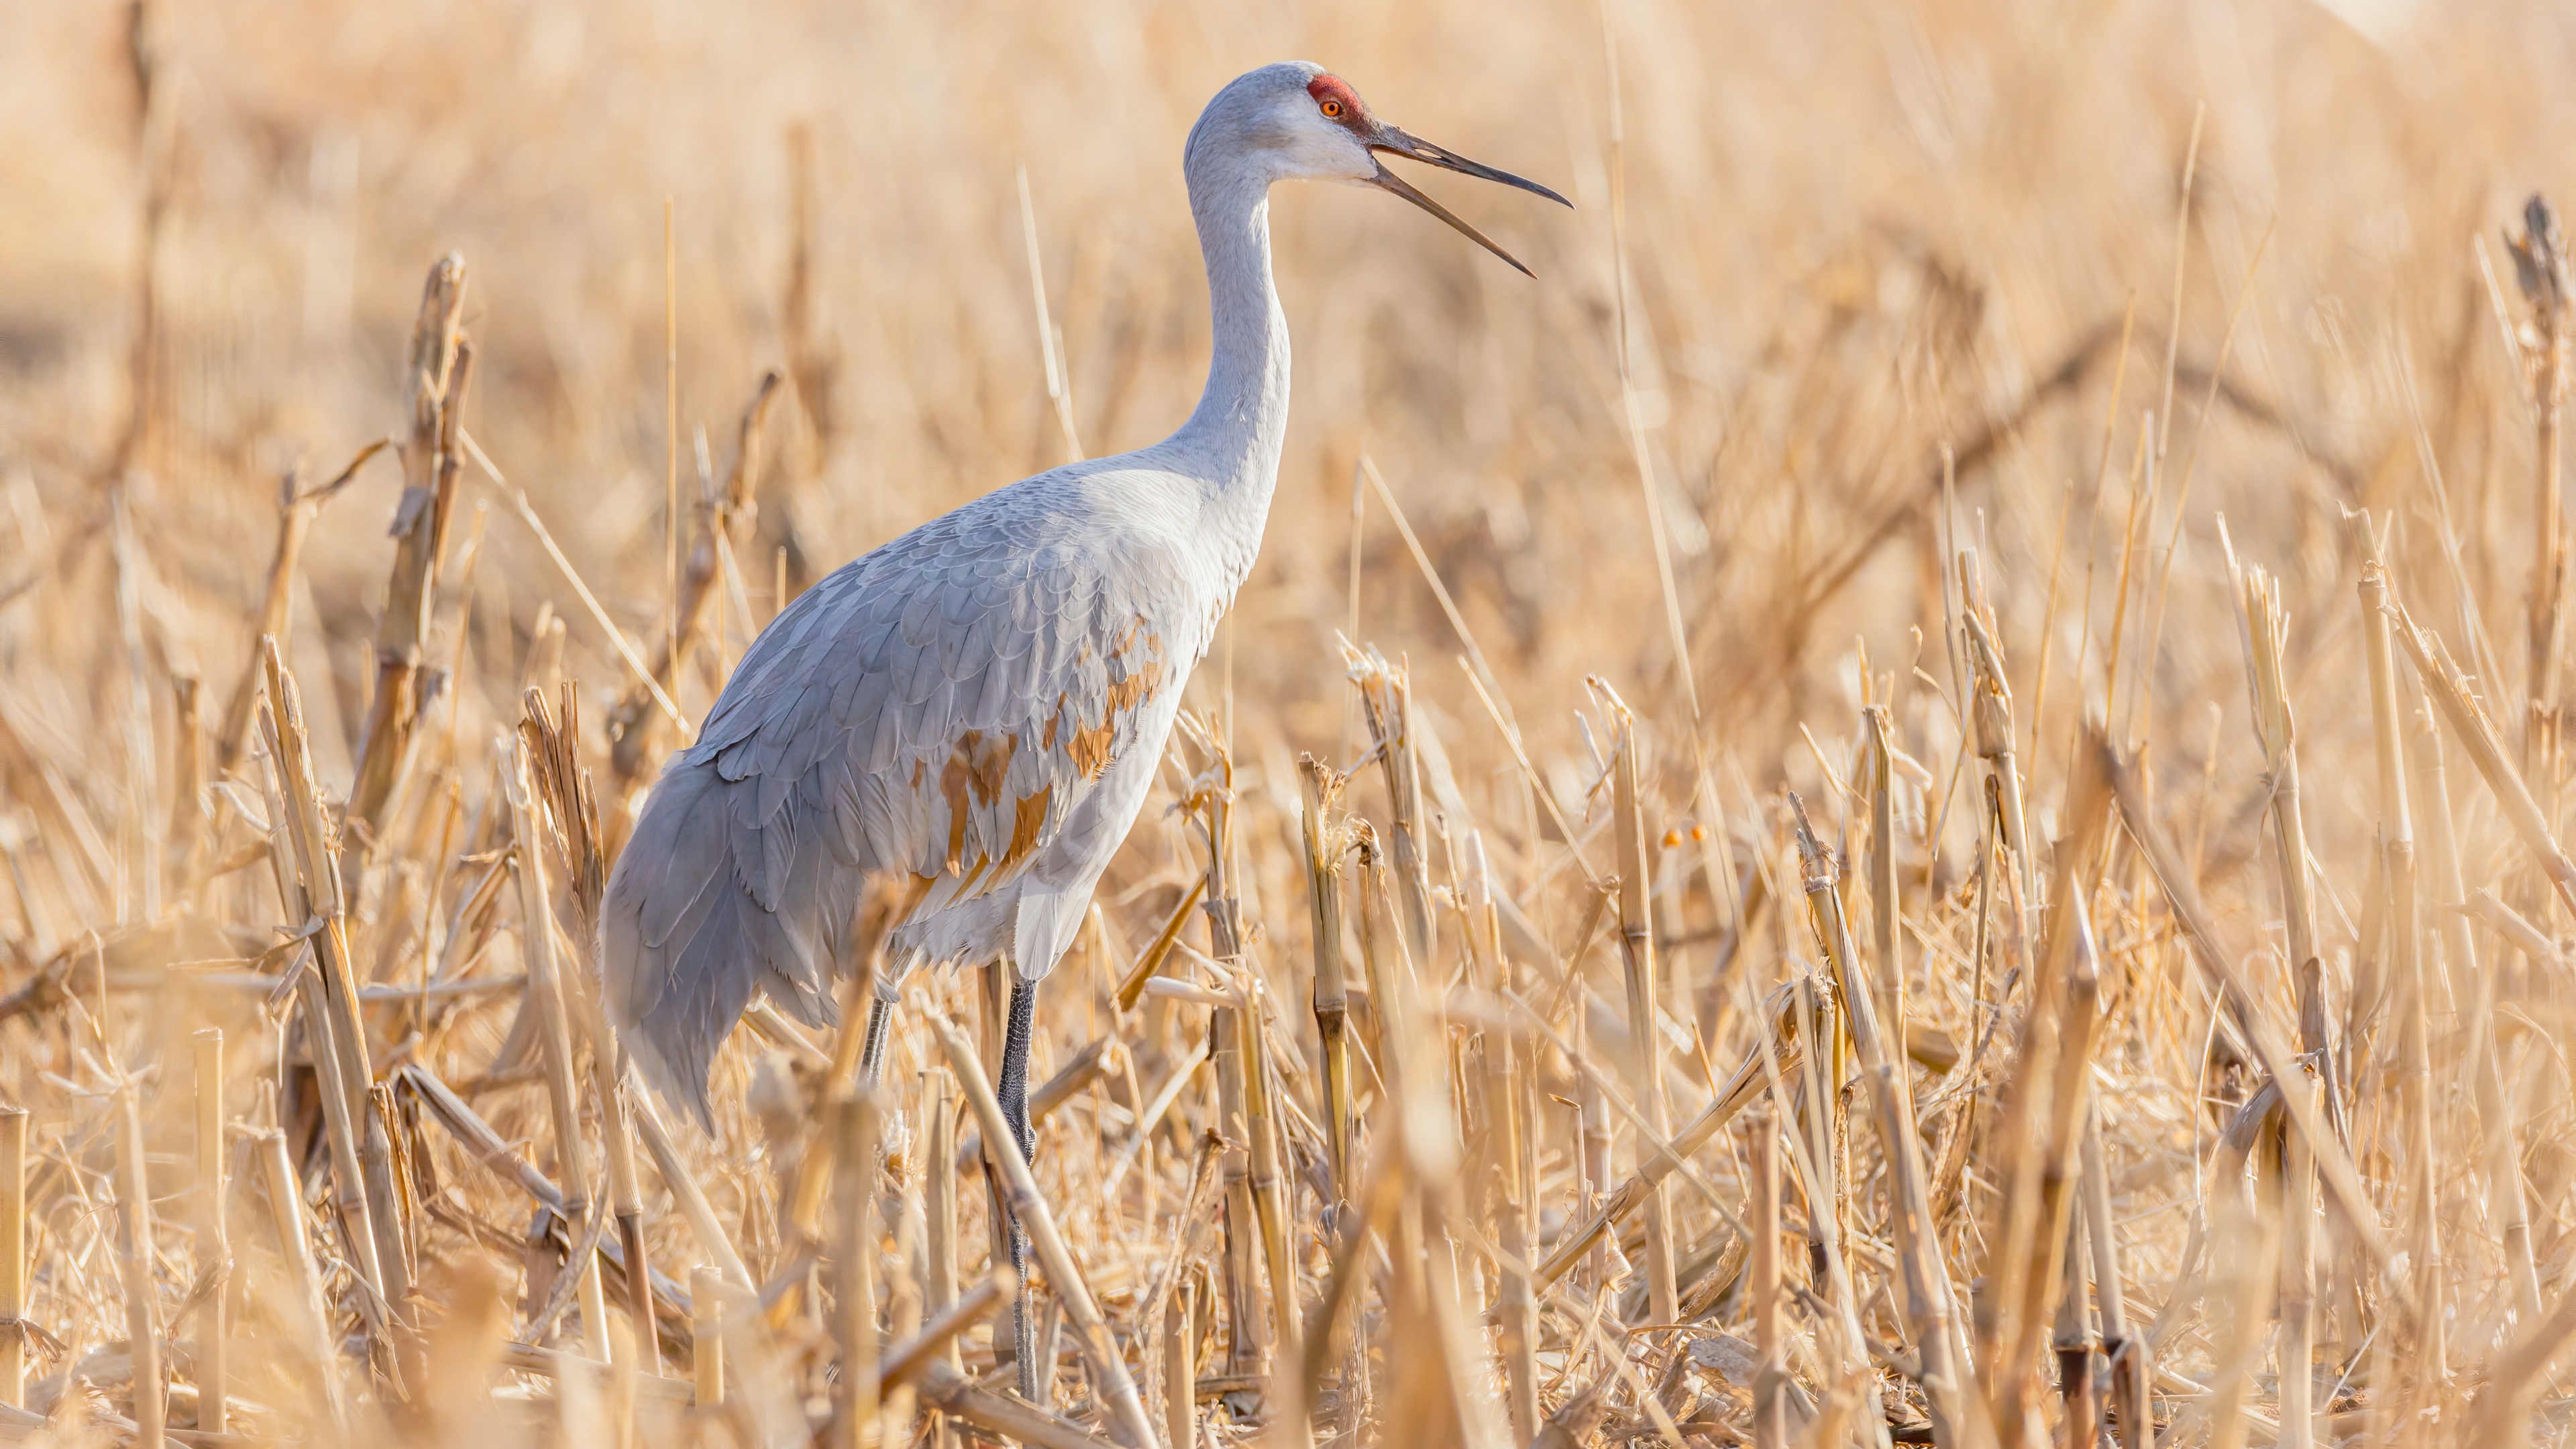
601, 477, 1199, 1120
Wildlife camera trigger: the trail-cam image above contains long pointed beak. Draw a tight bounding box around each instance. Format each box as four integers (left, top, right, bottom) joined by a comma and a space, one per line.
1366, 124, 1572, 279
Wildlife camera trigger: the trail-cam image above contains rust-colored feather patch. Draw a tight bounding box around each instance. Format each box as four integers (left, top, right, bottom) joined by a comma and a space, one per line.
1003, 784, 1053, 872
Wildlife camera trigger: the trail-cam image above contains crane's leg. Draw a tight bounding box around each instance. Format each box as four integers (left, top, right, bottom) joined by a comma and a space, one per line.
857, 997, 894, 1087
998, 975, 1042, 1401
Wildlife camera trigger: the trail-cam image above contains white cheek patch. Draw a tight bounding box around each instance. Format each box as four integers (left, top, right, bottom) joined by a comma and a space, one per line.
1283, 126, 1375, 182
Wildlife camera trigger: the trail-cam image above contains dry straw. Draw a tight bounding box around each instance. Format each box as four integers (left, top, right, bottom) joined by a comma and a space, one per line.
11, 19, 2576, 1449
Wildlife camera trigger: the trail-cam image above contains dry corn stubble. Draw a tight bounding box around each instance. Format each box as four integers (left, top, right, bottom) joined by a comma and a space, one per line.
10, 6, 2576, 1449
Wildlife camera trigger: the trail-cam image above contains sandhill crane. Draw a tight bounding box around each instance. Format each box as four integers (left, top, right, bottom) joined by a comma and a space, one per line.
600, 60, 1564, 1395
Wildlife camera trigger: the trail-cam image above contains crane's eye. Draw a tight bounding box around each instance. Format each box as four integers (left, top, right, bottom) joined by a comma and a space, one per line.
1319, 98, 1344, 119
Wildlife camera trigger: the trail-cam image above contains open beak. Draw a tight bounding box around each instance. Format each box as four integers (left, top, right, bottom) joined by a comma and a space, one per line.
1366, 124, 1572, 278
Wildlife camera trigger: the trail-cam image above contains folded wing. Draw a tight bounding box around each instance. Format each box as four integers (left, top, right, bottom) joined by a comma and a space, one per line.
600, 494, 1190, 1117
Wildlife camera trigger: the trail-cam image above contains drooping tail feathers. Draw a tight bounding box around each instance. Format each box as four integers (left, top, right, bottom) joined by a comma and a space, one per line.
600, 757, 851, 1126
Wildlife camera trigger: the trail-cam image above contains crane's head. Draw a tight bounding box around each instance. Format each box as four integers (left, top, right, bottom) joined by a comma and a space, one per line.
1188, 61, 1571, 277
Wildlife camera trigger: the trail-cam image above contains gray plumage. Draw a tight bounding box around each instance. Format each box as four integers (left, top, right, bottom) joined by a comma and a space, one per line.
600, 60, 1566, 1120
606, 462, 1210, 1112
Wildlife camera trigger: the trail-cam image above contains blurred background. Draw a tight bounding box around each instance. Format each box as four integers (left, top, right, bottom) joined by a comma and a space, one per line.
3, 0, 2575, 936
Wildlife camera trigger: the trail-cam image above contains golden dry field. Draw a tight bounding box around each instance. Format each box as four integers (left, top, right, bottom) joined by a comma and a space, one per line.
5, 1, 2576, 1447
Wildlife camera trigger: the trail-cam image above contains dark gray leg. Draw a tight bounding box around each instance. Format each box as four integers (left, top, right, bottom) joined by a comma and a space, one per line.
857, 997, 894, 1087
999, 976, 1041, 1401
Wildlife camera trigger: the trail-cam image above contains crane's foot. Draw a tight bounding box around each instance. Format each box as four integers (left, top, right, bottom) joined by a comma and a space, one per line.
999, 976, 1043, 1403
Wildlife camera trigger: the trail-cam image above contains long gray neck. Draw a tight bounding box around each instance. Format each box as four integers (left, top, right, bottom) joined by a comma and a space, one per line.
1168, 156, 1289, 587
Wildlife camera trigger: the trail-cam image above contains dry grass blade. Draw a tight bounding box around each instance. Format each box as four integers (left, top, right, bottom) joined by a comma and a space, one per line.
1113, 876, 1206, 1011
113, 1085, 162, 1449
190, 1030, 227, 1436
1530, 993, 1796, 1289
0, 1107, 22, 1411
833, 1091, 879, 1449
519, 686, 657, 1371
606, 370, 786, 808
1296, 757, 1355, 1209
346, 254, 468, 849
879, 1269, 1017, 1389
2467, 1286, 2576, 1448
459, 429, 693, 741
1598, 680, 1678, 1324
2105, 742, 2404, 1301
254, 648, 398, 1360
255, 1130, 350, 1434
2385, 596, 2576, 920
502, 736, 611, 1360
